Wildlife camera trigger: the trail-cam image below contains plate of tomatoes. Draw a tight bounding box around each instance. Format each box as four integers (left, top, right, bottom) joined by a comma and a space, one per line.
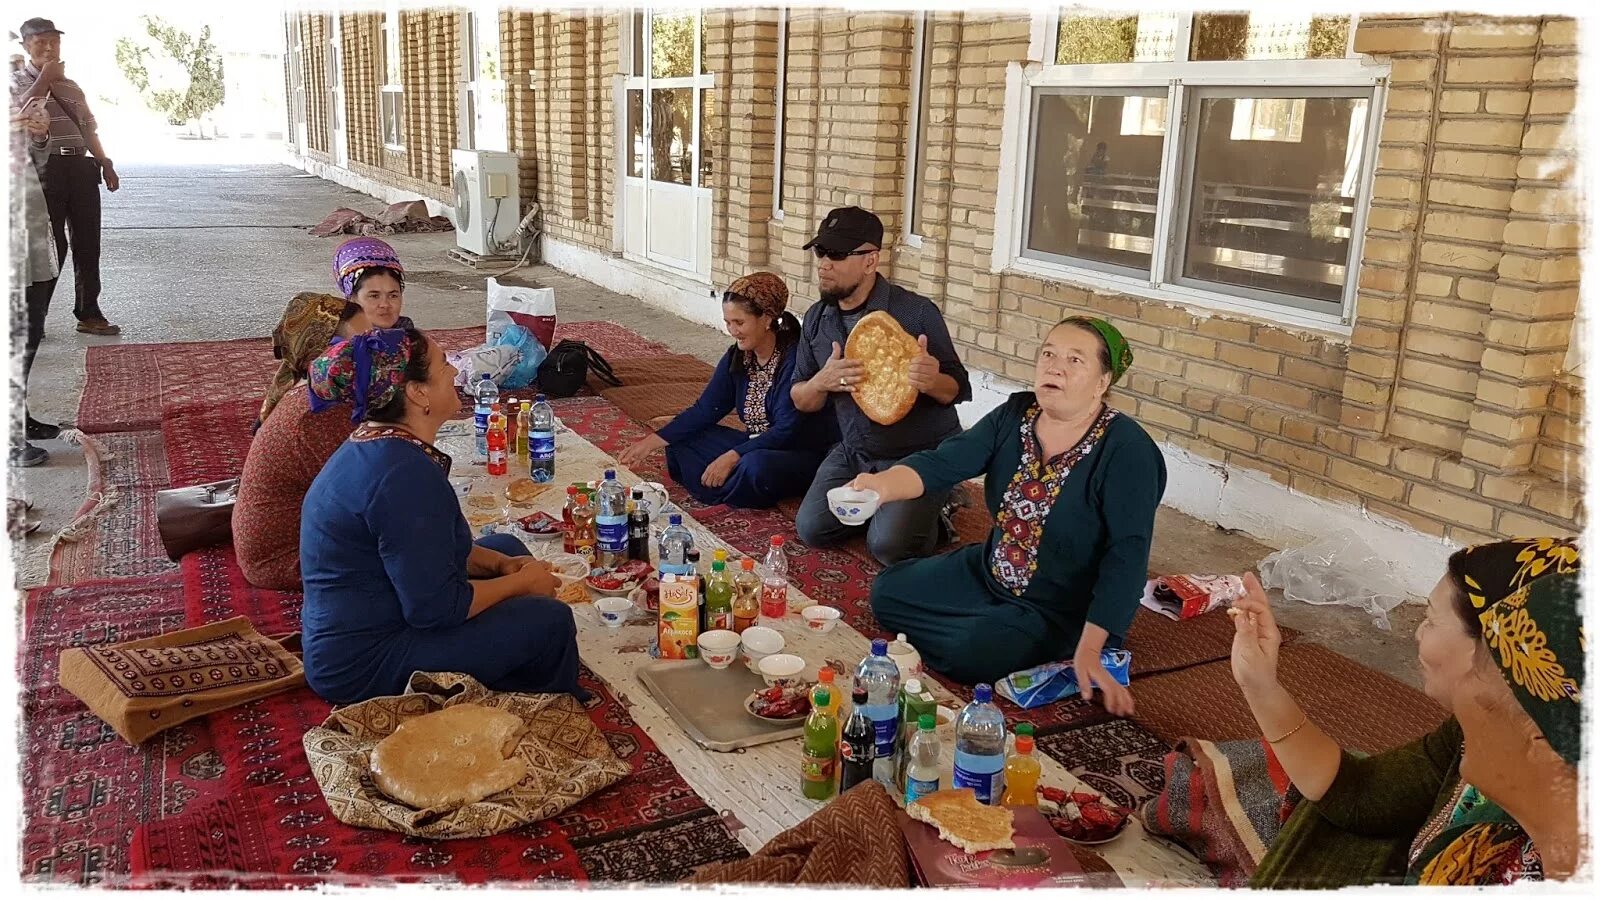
585, 559, 653, 597
517, 511, 567, 541
1039, 786, 1132, 845
745, 681, 811, 723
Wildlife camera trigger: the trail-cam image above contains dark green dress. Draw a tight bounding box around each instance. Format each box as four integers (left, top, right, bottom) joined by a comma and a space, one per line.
1254, 717, 1541, 888
868, 392, 1166, 684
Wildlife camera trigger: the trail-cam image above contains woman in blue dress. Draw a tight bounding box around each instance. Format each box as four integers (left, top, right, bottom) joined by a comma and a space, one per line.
619, 272, 835, 507
298, 327, 584, 705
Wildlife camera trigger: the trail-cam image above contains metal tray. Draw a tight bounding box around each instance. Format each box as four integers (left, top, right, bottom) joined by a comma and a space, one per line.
636, 659, 805, 752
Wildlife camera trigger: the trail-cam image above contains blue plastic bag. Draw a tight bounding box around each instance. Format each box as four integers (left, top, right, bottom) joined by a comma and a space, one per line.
494, 323, 548, 389
995, 650, 1132, 709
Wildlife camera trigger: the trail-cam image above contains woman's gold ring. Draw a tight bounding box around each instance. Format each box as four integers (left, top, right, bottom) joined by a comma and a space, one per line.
840, 377, 848, 387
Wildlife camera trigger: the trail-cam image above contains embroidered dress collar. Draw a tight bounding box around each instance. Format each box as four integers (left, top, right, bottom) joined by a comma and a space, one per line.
351, 423, 453, 475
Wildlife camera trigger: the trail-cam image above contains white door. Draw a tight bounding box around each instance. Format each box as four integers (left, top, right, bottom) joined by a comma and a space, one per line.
620, 7, 714, 278
329, 20, 348, 166
460, 5, 509, 153
287, 17, 308, 154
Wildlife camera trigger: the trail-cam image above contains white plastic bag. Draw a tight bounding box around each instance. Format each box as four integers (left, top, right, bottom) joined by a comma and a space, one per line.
448, 344, 520, 389
486, 277, 556, 351
1257, 529, 1407, 630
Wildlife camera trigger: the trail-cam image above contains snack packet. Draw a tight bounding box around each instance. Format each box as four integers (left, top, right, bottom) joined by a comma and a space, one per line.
995, 650, 1132, 709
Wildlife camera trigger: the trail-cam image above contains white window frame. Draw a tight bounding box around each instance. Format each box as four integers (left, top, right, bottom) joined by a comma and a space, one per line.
902, 10, 933, 247
994, 12, 1386, 334
772, 6, 788, 221
379, 2, 406, 152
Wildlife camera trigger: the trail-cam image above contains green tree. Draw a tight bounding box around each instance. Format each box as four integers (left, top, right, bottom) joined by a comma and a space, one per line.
114, 16, 225, 137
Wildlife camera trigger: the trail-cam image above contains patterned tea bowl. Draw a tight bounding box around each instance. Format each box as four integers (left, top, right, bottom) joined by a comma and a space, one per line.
801, 605, 842, 634
826, 487, 880, 525
698, 630, 740, 669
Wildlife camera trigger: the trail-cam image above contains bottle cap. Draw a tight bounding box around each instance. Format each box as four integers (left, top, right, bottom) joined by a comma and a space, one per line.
632, 488, 643, 498
819, 667, 834, 683
481, 373, 491, 380
905, 678, 923, 694
741, 558, 755, 570
714, 548, 727, 561
711, 560, 725, 571
1016, 735, 1034, 754
521, 399, 531, 408
567, 486, 578, 496
670, 514, 682, 525
974, 683, 992, 703
604, 469, 616, 479
813, 687, 831, 707
1015, 723, 1034, 737
852, 687, 868, 703
536, 394, 547, 402
919, 713, 936, 731
871, 638, 888, 656
771, 535, 785, 546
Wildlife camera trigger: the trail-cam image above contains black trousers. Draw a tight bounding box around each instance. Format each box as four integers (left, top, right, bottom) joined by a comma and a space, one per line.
40, 154, 105, 323
23, 276, 57, 395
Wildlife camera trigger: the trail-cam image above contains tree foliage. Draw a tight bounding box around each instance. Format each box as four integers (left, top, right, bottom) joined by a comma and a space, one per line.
114, 16, 225, 129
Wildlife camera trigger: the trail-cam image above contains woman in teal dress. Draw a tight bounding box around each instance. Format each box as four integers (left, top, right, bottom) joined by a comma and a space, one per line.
851, 317, 1163, 712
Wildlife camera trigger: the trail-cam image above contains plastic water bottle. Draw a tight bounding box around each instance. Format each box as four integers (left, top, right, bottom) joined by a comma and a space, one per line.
953, 684, 1007, 805
596, 470, 628, 568
658, 514, 695, 577
759, 535, 789, 624
528, 394, 556, 482
904, 713, 942, 804
473, 374, 499, 461
854, 638, 902, 788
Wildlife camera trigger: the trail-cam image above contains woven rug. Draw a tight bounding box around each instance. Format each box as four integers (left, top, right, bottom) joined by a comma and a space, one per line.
1130, 643, 1447, 755
18, 576, 231, 886
126, 545, 745, 886
46, 431, 177, 585
75, 321, 670, 434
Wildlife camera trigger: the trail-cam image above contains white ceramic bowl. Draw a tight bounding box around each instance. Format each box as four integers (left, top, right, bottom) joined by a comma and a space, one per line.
826, 487, 880, 525
595, 596, 632, 628
758, 653, 807, 685
739, 626, 785, 666
698, 630, 741, 669
800, 605, 843, 634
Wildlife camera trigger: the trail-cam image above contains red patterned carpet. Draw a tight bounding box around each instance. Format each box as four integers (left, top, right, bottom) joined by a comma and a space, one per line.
47, 432, 178, 586
75, 321, 670, 434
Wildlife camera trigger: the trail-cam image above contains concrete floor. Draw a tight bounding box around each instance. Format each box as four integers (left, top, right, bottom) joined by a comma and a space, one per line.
7, 142, 1425, 688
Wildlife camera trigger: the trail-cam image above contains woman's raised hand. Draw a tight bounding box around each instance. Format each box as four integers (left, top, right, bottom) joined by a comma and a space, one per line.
1229, 572, 1283, 699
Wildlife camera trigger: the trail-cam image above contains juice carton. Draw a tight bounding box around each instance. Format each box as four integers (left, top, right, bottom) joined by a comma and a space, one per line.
657, 574, 701, 660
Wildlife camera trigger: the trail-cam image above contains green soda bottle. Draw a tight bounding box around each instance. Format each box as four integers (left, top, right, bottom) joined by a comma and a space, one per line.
705, 559, 734, 631
801, 686, 839, 801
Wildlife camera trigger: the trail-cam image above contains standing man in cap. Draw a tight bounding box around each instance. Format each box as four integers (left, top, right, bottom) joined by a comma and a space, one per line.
789, 206, 971, 565
11, 16, 122, 337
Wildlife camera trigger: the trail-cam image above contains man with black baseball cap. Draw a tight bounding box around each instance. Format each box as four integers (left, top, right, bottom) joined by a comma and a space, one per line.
12, 16, 123, 340
789, 206, 971, 565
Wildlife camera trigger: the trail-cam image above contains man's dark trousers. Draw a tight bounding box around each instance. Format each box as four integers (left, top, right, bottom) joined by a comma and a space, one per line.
40, 154, 105, 323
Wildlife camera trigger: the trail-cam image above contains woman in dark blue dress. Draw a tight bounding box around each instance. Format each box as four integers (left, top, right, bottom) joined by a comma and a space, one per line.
619, 272, 835, 508
298, 327, 583, 705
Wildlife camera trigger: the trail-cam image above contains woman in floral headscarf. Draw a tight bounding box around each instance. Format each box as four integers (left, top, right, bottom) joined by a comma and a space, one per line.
852, 317, 1163, 699
618, 272, 835, 507
232, 294, 370, 590
333, 236, 414, 330
1234, 537, 1583, 886
298, 327, 584, 705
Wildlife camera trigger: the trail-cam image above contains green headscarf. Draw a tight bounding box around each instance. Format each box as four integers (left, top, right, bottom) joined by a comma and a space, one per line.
1062, 316, 1133, 384
1449, 537, 1584, 765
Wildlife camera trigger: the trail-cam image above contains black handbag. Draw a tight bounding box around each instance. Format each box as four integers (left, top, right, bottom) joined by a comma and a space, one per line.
537, 340, 620, 398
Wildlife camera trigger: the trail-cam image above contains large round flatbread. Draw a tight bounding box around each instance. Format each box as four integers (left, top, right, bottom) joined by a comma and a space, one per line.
906, 788, 1016, 854
370, 703, 529, 811
844, 310, 920, 426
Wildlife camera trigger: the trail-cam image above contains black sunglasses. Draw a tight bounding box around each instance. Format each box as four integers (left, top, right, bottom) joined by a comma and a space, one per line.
811, 246, 876, 262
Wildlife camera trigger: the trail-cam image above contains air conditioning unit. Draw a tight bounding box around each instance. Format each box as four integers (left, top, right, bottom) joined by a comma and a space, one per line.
451, 148, 521, 257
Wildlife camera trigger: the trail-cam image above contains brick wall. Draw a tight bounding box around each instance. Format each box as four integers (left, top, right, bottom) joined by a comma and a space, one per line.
289, 11, 1583, 545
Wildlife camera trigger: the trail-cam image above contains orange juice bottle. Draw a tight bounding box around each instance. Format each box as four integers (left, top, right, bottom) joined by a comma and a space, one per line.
1000, 731, 1041, 807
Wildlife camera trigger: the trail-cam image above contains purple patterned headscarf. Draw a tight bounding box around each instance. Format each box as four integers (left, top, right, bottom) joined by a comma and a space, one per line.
334, 237, 405, 298
309, 328, 415, 422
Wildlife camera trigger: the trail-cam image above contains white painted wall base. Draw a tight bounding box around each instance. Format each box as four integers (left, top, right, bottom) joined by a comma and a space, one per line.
288, 152, 454, 221
962, 372, 1455, 599
542, 237, 724, 332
